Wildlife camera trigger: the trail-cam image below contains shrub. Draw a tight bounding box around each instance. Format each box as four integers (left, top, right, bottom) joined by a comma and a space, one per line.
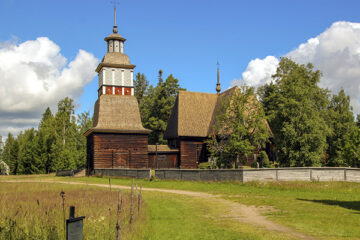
258, 151, 270, 168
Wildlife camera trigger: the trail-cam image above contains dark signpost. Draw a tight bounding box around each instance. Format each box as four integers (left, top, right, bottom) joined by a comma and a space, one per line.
66, 206, 85, 240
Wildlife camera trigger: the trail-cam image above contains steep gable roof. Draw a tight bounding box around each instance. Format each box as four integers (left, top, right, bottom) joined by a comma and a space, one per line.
84, 95, 151, 136
164, 91, 218, 139
164, 86, 273, 139
207, 87, 237, 136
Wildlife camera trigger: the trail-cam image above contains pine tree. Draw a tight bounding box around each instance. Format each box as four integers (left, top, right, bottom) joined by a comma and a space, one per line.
134, 73, 149, 104
17, 128, 42, 174
145, 73, 185, 144
52, 97, 78, 170
38, 107, 56, 173
0, 136, 3, 159
2, 133, 20, 174
76, 111, 93, 169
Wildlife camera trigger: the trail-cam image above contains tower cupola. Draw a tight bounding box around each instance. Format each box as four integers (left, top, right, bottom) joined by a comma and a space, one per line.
95, 5, 136, 97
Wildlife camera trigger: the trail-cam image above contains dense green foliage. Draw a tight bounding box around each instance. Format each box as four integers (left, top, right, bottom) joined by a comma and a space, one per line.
135, 70, 185, 144
326, 89, 360, 167
207, 86, 270, 168
0, 136, 3, 157
1, 97, 91, 174
134, 72, 149, 104
259, 58, 360, 167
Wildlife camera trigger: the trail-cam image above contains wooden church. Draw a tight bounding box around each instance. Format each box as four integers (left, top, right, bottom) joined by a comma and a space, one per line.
85, 11, 274, 173
84, 16, 151, 172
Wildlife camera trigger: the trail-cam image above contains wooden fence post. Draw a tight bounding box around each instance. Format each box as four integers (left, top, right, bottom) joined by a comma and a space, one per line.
109, 176, 112, 192
116, 190, 122, 240
129, 180, 134, 224
138, 184, 142, 212
60, 191, 66, 239
135, 183, 138, 213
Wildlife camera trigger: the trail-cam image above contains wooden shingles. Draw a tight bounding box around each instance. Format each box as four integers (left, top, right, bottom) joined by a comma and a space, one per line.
164, 91, 218, 139
85, 95, 151, 136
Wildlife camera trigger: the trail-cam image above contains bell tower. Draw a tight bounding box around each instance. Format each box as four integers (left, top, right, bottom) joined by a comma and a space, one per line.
96, 5, 135, 97
85, 5, 151, 174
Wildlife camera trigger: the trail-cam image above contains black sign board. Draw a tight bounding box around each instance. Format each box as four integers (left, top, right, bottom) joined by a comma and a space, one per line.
66, 216, 85, 240
66, 206, 85, 240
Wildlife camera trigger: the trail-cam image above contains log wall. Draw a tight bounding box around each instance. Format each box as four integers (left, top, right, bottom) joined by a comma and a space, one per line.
148, 153, 178, 169
179, 138, 205, 169
88, 132, 149, 170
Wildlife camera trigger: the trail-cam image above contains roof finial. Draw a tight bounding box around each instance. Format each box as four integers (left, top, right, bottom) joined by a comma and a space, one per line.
111, 0, 120, 33
216, 61, 221, 94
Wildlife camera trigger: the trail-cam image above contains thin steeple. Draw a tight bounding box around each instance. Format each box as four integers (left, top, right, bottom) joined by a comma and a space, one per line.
111, 0, 119, 33
216, 61, 221, 94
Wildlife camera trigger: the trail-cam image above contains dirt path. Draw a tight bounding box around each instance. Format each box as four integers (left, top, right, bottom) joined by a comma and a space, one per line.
2, 179, 315, 240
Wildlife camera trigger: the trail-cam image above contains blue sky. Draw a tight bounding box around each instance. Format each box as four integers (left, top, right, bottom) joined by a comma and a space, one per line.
1, 0, 360, 136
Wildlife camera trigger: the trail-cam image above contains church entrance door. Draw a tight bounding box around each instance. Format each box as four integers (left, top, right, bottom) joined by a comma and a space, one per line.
115, 151, 129, 168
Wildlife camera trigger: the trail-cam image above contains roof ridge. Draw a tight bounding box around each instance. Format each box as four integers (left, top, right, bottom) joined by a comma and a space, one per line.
219, 86, 238, 95
179, 90, 218, 96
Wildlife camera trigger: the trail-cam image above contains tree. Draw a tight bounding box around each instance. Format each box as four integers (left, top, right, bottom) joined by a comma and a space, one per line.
207, 86, 270, 168
17, 128, 42, 174
38, 107, 56, 173
134, 73, 149, 104
260, 58, 330, 167
137, 70, 185, 144
0, 136, 3, 159
2, 133, 19, 174
52, 97, 78, 170
145, 73, 185, 144
326, 89, 359, 167
139, 84, 155, 125
75, 111, 93, 169
1, 97, 94, 174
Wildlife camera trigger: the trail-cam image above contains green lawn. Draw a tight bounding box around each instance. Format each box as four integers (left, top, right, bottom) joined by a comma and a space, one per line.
62, 176, 360, 239
1, 175, 360, 239
141, 191, 293, 240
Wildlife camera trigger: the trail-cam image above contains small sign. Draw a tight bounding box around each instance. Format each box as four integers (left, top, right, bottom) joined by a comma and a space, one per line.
66, 206, 85, 240
66, 218, 85, 240
157, 155, 166, 161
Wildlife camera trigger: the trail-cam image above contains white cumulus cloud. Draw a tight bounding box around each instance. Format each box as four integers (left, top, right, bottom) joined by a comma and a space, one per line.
230, 56, 279, 88
0, 37, 99, 137
231, 21, 360, 114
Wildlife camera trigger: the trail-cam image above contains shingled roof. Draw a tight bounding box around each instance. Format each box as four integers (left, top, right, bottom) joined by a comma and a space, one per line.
95, 52, 136, 72
164, 91, 218, 139
164, 86, 273, 139
84, 95, 151, 136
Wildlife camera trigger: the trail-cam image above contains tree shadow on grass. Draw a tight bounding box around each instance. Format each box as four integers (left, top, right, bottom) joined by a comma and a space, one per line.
297, 198, 360, 212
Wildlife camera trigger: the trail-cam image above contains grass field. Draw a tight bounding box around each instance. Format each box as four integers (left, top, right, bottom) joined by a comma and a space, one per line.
1, 175, 360, 239
0, 181, 145, 240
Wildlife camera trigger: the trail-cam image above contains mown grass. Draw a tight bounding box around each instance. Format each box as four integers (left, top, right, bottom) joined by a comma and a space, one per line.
59, 176, 360, 239
0, 182, 145, 240
142, 191, 294, 240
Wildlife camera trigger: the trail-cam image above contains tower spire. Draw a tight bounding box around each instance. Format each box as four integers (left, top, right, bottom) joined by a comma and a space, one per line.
216, 61, 221, 94
111, 0, 119, 33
